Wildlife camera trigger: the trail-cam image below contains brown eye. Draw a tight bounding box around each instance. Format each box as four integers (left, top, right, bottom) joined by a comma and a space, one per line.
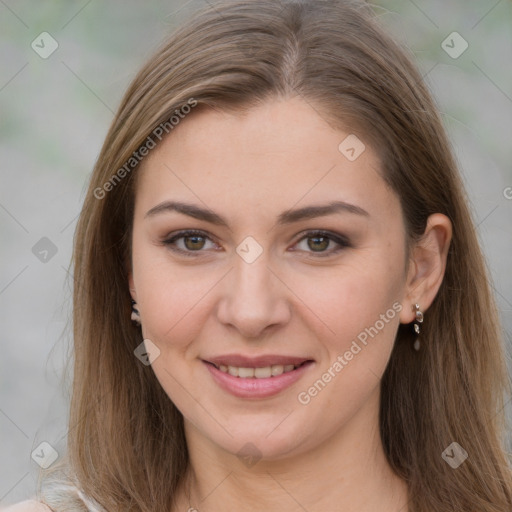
294, 230, 351, 256
163, 230, 217, 256
307, 235, 330, 252
183, 234, 206, 250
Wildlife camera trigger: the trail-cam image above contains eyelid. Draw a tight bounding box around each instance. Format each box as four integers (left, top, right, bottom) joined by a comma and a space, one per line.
161, 229, 220, 257
161, 229, 351, 257
292, 229, 351, 257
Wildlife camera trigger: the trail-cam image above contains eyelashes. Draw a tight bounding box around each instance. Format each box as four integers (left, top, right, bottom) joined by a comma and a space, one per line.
162, 230, 219, 255
161, 229, 351, 258
293, 230, 351, 256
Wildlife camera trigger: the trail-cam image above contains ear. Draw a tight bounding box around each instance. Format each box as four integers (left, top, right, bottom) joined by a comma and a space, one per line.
399, 213, 452, 324
128, 272, 137, 302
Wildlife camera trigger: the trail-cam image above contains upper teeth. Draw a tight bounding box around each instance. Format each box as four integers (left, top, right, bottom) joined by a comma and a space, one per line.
217, 364, 297, 378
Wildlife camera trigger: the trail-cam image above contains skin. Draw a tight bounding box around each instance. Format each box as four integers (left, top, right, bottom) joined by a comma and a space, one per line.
128, 97, 452, 512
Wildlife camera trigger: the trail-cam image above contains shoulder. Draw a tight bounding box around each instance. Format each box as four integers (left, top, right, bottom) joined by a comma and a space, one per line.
1, 500, 53, 512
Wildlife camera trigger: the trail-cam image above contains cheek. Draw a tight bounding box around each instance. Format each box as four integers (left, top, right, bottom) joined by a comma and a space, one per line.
139, 286, 213, 354
288, 256, 404, 346
291, 268, 403, 423
132, 242, 215, 350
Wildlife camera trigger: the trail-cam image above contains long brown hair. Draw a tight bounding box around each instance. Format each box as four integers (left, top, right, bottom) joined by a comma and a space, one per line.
38, 1, 512, 510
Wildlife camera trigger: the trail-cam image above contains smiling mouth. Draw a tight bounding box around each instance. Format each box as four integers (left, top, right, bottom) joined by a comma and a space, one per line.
204, 361, 311, 378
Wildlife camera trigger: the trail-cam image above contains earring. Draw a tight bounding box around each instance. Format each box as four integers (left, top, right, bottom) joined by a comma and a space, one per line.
131, 300, 141, 326
412, 303, 423, 351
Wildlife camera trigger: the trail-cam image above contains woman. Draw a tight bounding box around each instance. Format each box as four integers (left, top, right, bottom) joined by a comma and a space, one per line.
7, 0, 512, 510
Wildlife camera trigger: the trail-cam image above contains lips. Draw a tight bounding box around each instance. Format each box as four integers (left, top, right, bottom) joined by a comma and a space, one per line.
204, 355, 313, 380
202, 354, 315, 398
204, 354, 312, 368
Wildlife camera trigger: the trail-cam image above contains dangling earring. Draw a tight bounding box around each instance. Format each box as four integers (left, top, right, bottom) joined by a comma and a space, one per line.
131, 300, 141, 326
412, 303, 423, 351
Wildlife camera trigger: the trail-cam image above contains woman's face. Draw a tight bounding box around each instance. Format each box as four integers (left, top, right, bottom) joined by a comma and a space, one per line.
129, 97, 410, 460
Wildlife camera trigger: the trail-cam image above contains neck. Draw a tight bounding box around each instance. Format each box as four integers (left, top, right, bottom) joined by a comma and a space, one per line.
173, 390, 409, 512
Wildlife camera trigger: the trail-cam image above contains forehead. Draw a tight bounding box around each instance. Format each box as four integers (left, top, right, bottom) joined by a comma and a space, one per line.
134, 97, 398, 225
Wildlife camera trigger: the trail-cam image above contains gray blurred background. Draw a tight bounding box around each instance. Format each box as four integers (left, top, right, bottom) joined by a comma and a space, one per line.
1, 0, 511, 506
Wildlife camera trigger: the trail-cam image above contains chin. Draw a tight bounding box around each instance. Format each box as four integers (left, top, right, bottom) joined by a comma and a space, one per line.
206, 416, 317, 462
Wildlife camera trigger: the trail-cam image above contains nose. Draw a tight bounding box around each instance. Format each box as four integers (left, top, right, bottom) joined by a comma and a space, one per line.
215, 251, 292, 339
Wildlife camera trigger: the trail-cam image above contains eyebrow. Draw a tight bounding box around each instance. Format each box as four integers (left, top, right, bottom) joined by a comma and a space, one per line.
144, 200, 369, 226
